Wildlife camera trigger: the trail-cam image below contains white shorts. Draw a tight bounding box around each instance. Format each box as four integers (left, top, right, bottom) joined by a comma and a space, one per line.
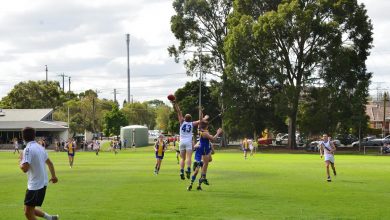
179, 141, 193, 151
249, 145, 254, 150
324, 154, 335, 164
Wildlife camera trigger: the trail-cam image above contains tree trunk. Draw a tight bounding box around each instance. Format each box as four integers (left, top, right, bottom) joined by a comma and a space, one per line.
288, 89, 300, 150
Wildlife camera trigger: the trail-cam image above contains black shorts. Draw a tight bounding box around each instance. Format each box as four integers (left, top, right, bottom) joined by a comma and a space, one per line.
24, 186, 46, 207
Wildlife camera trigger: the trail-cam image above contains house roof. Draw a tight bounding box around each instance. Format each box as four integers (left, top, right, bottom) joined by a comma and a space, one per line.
0, 109, 53, 121
0, 121, 68, 131
366, 101, 390, 122
0, 109, 68, 131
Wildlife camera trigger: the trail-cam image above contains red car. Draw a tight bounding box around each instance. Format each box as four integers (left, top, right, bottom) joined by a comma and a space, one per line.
167, 135, 178, 143
257, 137, 273, 146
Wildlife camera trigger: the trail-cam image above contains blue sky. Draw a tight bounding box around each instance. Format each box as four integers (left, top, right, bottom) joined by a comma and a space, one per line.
0, 0, 387, 103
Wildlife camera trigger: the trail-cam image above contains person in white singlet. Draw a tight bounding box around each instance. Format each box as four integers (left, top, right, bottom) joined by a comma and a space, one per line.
319, 134, 337, 182
248, 139, 254, 156
171, 101, 201, 180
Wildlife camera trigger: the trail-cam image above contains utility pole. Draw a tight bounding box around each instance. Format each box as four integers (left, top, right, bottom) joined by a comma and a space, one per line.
92, 90, 101, 133
383, 92, 388, 136
45, 65, 48, 82
198, 47, 203, 122
126, 34, 131, 103
58, 73, 68, 92
114, 89, 117, 103
68, 76, 71, 92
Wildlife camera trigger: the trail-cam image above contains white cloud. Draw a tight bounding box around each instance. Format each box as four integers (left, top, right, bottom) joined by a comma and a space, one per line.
0, 0, 389, 104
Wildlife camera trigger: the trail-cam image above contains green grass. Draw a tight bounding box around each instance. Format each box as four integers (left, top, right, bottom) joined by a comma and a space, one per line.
1, 148, 389, 219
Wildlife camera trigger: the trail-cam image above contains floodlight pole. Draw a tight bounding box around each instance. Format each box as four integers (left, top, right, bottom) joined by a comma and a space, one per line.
199, 47, 203, 122
45, 65, 48, 82
126, 34, 131, 103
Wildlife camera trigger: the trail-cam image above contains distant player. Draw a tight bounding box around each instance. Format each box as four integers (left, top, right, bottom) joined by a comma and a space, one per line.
65, 138, 77, 168
175, 137, 180, 164
19, 127, 59, 220
171, 101, 201, 180
319, 134, 337, 182
188, 121, 222, 191
248, 139, 254, 156
94, 140, 100, 156
154, 135, 167, 175
242, 138, 249, 159
13, 138, 20, 154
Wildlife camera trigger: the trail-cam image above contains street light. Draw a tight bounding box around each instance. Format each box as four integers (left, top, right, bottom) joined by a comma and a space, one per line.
182, 49, 210, 121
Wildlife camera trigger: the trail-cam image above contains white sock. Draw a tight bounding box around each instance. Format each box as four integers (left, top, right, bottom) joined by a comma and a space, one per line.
43, 212, 52, 220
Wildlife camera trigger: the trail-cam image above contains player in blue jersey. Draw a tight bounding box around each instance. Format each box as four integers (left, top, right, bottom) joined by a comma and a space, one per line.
187, 120, 222, 191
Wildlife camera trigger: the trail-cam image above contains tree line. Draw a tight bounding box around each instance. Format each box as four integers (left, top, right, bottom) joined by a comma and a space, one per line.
169, 0, 373, 148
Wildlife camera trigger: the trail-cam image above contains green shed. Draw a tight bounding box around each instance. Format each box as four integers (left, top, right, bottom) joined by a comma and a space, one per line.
120, 125, 148, 147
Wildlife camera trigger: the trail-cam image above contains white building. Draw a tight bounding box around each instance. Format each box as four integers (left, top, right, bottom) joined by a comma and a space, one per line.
0, 109, 68, 146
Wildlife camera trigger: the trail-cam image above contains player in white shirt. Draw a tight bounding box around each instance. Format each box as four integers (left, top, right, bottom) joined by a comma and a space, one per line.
171, 101, 203, 180
13, 138, 20, 154
319, 134, 337, 182
19, 127, 59, 220
248, 139, 254, 156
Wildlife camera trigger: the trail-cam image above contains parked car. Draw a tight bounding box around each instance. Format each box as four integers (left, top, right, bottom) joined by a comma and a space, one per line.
351, 136, 382, 147
335, 134, 358, 146
307, 140, 321, 151
275, 133, 287, 143
382, 135, 390, 145
275, 133, 306, 147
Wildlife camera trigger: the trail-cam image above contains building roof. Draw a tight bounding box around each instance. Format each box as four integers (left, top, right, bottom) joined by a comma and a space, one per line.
0, 109, 68, 131
366, 101, 390, 122
0, 121, 67, 131
122, 125, 148, 129
0, 109, 53, 121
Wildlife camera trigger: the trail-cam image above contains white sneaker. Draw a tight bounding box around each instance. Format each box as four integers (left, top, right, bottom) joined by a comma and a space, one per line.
52, 215, 59, 220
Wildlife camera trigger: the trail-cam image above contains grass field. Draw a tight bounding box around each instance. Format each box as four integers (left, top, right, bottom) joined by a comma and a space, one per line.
1, 147, 389, 220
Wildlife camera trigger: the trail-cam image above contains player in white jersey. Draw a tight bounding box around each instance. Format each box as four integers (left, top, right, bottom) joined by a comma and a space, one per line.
19, 127, 59, 220
13, 138, 20, 154
171, 101, 202, 180
319, 134, 337, 182
248, 139, 254, 156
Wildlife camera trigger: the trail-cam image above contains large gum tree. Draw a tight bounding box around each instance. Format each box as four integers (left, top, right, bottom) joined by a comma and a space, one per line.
225, 0, 373, 148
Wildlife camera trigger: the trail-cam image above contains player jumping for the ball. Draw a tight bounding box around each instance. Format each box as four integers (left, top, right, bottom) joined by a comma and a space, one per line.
169, 94, 201, 180
188, 120, 222, 191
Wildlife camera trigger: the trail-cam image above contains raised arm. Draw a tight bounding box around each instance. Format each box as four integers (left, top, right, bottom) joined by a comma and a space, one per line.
46, 159, 58, 183
172, 102, 184, 123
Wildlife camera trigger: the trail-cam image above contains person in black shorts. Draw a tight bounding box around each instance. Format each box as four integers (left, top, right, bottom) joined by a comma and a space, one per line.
19, 127, 59, 220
